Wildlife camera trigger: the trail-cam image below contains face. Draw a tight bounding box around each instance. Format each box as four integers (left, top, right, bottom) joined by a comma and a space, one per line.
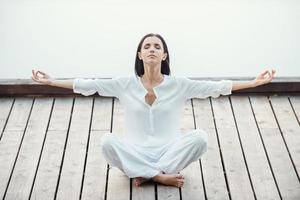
138, 36, 167, 65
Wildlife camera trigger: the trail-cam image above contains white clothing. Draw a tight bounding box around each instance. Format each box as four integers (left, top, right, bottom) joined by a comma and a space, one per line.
73, 74, 232, 178
73, 74, 232, 148
100, 129, 208, 178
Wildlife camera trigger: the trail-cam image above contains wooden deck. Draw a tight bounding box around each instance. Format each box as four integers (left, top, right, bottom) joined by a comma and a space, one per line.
0, 95, 300, 200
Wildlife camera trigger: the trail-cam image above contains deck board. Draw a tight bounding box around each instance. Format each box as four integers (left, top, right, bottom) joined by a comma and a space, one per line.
0, 98, 33, 199
230, 96, 280, 199
193, 98, 229, 200
5, 98, 53, 200
0, 98, 13, 140
269, 96, 300, 179
212, 97, 255, 200
250, 96, 300, 199
55, 97, 93, 199
0, 95, 299, 199
31, 97, 73, 200
289, 96, 300, 125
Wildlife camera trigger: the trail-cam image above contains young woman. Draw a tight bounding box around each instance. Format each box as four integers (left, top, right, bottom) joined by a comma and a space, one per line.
31, 33, 276, 188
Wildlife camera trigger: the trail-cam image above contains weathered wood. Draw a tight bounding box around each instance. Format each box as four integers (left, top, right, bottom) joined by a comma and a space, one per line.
180, 100, 205, 200
231, 96, 280, 199
0, 98, 13, 140
1, 77, 300, 96
106, 99, 130, 200
289, 96, 300, 124
193, 98, 229, 200
212, 97, 255, 200
81, 97, 113, 200
5, 98, 53, 199
132, 182, 155, 200
250, 96, 300, 199
1, 95, 300, 198
0, 98, 33, 198
269, 96, 300, 179
55, 97, 93, 199
30, 97, 73, 199
157, 186, 180, 200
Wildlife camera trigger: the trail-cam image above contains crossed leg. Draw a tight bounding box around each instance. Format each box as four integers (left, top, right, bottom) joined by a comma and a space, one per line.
100, 129, 208, 188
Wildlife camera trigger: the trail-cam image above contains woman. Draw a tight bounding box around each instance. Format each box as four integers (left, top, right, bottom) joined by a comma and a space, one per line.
31, 33, 276, 188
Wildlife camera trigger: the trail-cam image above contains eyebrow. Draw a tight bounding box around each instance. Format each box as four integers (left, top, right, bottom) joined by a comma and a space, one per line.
144, 43, 161, 46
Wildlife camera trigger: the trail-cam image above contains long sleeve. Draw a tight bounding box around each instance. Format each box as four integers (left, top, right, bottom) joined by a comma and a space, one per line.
73, 77, 129, 97
179, 77, 233, 100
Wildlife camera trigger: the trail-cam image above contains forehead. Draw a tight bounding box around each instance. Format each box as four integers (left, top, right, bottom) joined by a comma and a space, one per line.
142, 36, 163, 46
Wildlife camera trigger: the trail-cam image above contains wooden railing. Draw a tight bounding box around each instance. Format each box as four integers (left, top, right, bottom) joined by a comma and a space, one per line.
0, 77, 300, 96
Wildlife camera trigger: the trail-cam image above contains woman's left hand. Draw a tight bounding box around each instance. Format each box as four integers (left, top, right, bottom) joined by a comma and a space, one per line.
253, 69, 276, 87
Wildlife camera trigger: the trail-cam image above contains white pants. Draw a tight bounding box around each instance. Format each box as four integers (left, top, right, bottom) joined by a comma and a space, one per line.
100, 129, 208, 179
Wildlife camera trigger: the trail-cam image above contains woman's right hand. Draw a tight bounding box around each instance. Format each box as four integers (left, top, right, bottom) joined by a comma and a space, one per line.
31, 69, 54, 85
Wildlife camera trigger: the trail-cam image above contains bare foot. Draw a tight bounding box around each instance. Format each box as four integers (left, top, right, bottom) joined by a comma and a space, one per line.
152, 173, 185, 188
133, 177, 150, 187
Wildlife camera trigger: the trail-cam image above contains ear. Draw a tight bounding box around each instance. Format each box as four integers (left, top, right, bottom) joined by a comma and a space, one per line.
163, 53, 167, 60
138, 52, 142, 60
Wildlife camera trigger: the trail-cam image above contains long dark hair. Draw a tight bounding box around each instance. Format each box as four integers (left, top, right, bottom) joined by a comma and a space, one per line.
135, 33, 171, 77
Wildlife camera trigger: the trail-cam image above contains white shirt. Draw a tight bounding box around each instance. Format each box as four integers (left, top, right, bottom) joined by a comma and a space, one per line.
73, 74, 232, 148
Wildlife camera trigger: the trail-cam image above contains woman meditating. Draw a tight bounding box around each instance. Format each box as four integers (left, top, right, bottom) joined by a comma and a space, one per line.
31, 33, 276, 188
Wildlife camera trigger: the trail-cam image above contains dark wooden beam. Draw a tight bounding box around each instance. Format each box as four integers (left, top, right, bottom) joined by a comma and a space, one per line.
0, 77, 299, 97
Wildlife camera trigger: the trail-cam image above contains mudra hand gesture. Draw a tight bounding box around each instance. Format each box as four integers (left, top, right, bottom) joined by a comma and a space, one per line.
31, 69, 54, 85
253, 69, 276, 87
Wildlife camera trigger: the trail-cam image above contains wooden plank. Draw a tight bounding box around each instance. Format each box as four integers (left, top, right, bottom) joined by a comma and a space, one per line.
212, 97, 255, 200
30, 97, 73, 199
193, 98, 229, 200
0, 98, 33, 198
132, 182, 155, 200
81, 97, 113, 200
5, 97, 53, 199
180, 100, 205, 200
250, 96, 300, 199
107, 99, 130, 200
231, 96, 280, 199
56, 97, 93, 199
157, 186, 180, 200
0, 98, 14, 140
289, 96, 300, 124
269, 96, 300, 179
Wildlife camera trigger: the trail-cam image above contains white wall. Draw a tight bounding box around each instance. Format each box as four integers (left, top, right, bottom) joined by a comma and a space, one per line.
0, 0, 299, 78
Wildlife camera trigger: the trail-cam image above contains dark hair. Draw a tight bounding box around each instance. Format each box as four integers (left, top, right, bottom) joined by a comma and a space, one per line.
135, 33, 171, 77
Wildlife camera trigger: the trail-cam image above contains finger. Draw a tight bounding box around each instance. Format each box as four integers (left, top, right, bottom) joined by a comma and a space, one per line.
37, 71, 45, 78
34, 70, 39, 78
261, 70, 269, 76
31, 76, 40, 83
38, 70, 46, 75
265, 71, 271, 78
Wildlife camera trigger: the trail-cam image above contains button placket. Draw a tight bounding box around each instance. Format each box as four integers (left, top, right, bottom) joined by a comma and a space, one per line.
149, 108, 154, 134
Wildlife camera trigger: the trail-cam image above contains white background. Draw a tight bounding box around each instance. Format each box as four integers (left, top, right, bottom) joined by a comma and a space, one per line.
0, 0, 299, 79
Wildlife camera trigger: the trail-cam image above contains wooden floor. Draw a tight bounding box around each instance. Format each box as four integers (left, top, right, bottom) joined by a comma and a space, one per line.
0, 95, 300, 200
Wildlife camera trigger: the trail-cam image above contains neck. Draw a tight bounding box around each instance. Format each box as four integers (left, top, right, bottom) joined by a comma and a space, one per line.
142, 63, 163, 84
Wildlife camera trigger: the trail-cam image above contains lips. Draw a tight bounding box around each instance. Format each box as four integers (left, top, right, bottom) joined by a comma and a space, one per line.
148, 55, 156, 57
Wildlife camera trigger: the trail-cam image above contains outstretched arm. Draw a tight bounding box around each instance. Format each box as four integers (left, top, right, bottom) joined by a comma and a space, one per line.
232, 69, 276, 91
31, 69, 73, 89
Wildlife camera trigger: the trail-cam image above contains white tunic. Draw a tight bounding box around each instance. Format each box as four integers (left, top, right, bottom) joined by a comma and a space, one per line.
73, 74, 232, 148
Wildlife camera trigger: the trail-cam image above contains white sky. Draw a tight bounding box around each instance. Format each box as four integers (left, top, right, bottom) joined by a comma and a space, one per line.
0, 0, 299, 78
